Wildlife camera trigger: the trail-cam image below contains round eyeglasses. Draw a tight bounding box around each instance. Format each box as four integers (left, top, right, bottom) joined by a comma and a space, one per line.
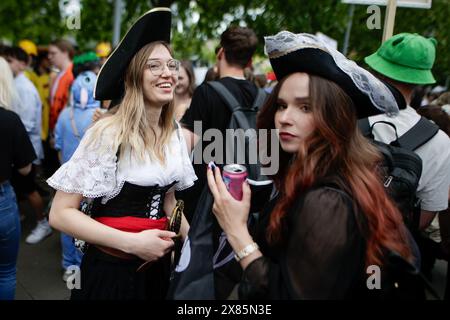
146, 59, 180, 76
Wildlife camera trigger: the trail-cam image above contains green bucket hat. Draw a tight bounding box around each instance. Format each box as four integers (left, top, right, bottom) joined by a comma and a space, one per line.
73, 51, 99, 65
365, 33, 437, 85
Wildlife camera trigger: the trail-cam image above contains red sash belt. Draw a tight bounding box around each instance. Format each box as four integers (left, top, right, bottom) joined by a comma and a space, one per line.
95, 216, 168, 233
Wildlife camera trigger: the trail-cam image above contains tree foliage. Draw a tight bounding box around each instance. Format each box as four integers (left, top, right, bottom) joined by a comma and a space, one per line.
0, 0, 448, 82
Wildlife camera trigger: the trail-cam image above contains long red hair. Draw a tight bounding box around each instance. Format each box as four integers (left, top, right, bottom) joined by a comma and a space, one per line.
257, 74, 412, 267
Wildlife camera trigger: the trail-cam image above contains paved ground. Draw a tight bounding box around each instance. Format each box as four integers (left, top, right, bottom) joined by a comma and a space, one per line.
15, 200, 71, 300
14, 195, 448, 300
428, 259, 447, 299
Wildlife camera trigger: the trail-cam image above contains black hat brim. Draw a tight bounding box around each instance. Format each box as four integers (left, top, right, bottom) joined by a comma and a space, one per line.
270, 48, 406, 119
94, 8, 172, 101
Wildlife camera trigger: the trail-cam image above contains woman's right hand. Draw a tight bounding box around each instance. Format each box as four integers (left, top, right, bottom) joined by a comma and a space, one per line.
125, 229, 176, 262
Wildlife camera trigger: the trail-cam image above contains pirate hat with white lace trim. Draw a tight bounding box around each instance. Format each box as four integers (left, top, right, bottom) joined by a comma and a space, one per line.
265, 31, 406, 119
95, 8, 172, 101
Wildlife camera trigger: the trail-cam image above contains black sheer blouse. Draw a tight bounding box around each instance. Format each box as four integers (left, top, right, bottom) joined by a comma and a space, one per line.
238, 185, 367, 299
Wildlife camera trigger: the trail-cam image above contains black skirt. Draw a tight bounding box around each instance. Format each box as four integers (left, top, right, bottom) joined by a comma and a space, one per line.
71, 246, 170, 300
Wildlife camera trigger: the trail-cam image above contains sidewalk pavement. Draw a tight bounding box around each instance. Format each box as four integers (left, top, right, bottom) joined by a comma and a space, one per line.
15, 201, 70, 300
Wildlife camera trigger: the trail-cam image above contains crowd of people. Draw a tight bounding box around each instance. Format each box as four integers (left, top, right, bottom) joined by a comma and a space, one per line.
1, 7, 449, 300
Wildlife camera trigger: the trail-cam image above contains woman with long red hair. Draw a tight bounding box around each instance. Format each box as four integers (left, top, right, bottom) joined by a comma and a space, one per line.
207, 31, 418, 299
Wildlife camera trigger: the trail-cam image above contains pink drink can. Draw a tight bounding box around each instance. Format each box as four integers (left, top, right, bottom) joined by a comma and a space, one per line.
222, 164, 248, 201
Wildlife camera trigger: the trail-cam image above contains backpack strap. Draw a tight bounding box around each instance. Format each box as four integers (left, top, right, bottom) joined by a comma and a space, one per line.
358, 118, 400, 140
208, 81, 267, 180
358, 118, 373, 139
252, 88, 267, 111
207, 81, 251, 130
359, 116, 439, 151
208, 81, 242, 112
393, 116, 439, 151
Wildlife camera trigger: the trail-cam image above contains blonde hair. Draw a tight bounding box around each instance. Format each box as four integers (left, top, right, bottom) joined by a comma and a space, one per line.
0, 56, 19, 111
86, 42, 175, 164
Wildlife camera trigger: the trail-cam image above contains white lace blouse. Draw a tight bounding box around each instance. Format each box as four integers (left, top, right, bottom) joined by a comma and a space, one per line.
47, 122, 197, 204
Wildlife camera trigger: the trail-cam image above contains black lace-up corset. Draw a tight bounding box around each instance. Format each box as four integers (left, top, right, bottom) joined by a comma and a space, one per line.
91, 181, 177, 220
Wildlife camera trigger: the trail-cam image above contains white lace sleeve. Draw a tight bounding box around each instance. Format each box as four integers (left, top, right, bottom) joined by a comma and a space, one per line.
174, 121, 197, 191
47, 126, 118, 198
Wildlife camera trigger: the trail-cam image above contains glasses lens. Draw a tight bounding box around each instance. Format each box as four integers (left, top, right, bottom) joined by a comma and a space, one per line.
168, 60, 179, 73
148, 61, 162, 75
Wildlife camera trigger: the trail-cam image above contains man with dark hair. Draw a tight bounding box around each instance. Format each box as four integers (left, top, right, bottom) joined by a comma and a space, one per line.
3, 46, 30, 66
3, 47, 43, 166
177, 26, 260, 299
219, 26, 258, 68
180, 26, 259, 221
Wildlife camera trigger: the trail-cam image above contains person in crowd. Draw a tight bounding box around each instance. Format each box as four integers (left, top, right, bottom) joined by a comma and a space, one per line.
72, 51, 101, 77
95, 41, 112, 65
428, 85, 447, 104
202, 65, 219, 84
177, 26, 261, 299
417, 105, 450, 137
417, 103, 450, 289
47, 8, 196, 300
431, 92, 450, 116
410, 86, 428, 109
365, 34, 450, 280
254, 74, 268, 89
265, 71, 278, 93
173, 60, 195, 121
33, 50, 52, 143
244, 66, 255, 83
45, 39, 75, 177
18, 39, 39, 86
0, 56, 37, 300
95, 42, 112, 109
419, 100, 450, 300
206, 31, 416, 299
180, 26, 259, 223
3, 47, 44, 165
53, 52, 101, 281
18, 40, 38, 58
3, 46, 51, 244
48, 39, 75, 133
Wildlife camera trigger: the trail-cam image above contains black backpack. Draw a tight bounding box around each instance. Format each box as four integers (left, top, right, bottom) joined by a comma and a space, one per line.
209, 81, 273, 297
358, 117, 439, 231
208, 81, 268, 180
359, 117, 443, 300
168, 82, 270, 299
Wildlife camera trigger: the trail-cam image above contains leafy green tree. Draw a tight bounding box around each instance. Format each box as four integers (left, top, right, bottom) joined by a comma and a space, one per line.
346, 0, 450, 83
1, 0, 448, 82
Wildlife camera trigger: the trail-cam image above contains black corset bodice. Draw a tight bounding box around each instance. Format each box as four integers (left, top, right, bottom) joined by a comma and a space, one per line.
91, 181, 177, 220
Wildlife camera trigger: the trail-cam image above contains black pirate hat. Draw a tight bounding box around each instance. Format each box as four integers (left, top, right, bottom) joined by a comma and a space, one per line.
95, 7, 172, 101
265, 31, 406, 119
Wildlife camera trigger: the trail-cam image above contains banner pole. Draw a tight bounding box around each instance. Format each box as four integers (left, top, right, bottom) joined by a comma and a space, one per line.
382, 0, 397, 42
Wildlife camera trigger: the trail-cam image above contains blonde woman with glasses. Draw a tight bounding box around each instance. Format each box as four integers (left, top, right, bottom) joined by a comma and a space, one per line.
47, 9, 196, 300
